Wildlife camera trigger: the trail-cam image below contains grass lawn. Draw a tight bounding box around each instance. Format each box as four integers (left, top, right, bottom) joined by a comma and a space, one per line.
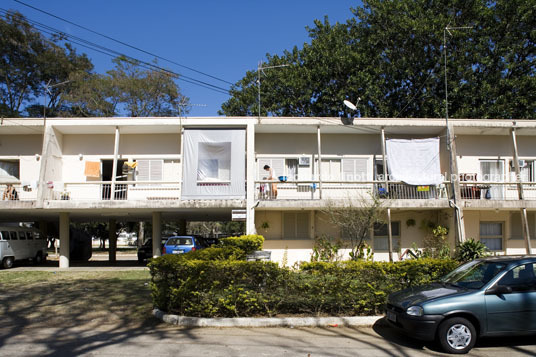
0, 270, 158, 329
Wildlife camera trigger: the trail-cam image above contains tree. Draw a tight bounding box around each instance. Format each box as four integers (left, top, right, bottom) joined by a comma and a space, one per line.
63, 56, 190, 117
322, 195, 385, 260
0, 11, 93, 117
221, 0, 535, 119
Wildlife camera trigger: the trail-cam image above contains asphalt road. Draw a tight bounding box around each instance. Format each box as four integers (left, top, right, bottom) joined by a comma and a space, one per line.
1, 319, 535, 357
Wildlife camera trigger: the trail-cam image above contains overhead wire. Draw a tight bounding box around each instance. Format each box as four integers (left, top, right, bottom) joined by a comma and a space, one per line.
13, 0, 234, 85
0, 8, 230, 95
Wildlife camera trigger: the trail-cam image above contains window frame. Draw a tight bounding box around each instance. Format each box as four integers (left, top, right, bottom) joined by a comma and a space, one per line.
373, 221, 401, 252
479, 221, 504, 251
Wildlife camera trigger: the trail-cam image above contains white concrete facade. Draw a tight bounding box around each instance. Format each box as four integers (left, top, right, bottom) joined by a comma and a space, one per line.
1, 117, 536, 266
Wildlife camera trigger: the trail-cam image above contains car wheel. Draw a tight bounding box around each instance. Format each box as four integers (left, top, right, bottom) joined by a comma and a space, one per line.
34, 252, 43, 265
438, 317, 476, 354
2, 256, 14, 269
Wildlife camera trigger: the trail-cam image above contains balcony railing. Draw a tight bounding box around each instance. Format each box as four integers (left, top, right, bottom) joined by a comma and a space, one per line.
46, 181, 181, 201
255, 180, 451, 200
460, 181, 536, 200
0, 183, 38, 201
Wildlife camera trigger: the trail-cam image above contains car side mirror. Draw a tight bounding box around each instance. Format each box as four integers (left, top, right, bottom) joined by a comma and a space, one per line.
485, 285, 513, 295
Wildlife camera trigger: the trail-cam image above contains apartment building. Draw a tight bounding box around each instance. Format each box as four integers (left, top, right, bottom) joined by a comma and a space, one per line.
0, 116, 534, 267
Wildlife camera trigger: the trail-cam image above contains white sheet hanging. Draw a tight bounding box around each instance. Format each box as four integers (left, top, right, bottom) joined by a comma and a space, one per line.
385, 138, 443, 185
182, 129, 245, 199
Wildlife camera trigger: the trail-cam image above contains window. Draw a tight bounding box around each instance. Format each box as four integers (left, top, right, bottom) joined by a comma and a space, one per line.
343, 158, 367, 182
196, 142, 231, 182
373, 222, 401, 251
480, 222, 503, 250
321, 159, 341, 181
257, 158, 284, 180
26, 231, 33, 240
0, 160, 19, 180
9, 231, 17, 240
283, 212, 310, 239
136, 160, 163, 182
481, 160, 504, 199
498, 263, 536, 292
18, 231, 26, 240
1, 231, 9, 240
286, 159, 298, 181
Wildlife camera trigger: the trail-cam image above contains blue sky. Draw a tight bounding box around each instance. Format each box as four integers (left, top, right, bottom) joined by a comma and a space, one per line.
6, 0, 362, 116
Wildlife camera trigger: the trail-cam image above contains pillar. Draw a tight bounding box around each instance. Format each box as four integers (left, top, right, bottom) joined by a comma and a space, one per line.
177, 219, 187, 235
447, 124, 466, 244
108, 219, 117, 263
511, 125, 532, 253
246, 122, 257, 235
110, 126, 120, 200
152, 212, 162, 258
59, 212, 70, 268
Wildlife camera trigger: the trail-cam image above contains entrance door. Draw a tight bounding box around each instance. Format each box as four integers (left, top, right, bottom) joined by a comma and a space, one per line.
481, 160, 504, 199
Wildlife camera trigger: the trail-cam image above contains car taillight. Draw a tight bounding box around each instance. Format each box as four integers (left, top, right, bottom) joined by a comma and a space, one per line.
192, 247, 196, 251
162, 247, 166, 255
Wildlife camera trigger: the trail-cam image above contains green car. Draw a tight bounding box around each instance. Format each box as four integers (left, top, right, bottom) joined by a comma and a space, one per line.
385, 256, 536, 354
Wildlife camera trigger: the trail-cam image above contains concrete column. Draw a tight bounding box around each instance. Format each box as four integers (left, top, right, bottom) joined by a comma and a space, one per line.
177, 219, 187, 235
381, 128, 393, 261
447, 124, 466, 244
317, 125, 323, 199
108, 219, 117, 263
59, 212, 70, 268
110, 126, 120, 200
387, 208, 393, 262
152, 212, 162, 258
246, 122, 257, 235
511, 126, 532, 253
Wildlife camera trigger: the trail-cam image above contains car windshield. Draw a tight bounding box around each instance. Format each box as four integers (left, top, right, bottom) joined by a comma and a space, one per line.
167, 237, 193, 246
440, 260, 508, 289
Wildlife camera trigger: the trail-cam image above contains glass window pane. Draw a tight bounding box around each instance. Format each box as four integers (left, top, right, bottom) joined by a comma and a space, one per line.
481, 237, 502, 250
480, 222, 502, 236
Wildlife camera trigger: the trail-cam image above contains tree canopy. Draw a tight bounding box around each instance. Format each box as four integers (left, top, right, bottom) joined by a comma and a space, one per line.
0, 11, 189, 118
220, 0, 535, 119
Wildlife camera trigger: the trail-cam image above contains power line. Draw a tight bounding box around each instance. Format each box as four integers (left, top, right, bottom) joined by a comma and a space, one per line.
0, 9, 230, 95
13, 0, 234, 86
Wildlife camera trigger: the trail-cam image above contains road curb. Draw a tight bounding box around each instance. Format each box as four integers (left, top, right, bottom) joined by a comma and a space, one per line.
153, 308, 383, 328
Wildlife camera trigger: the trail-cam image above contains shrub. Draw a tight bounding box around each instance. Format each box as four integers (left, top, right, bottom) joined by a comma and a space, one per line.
150, 255, 458, 317
219, 234, 264, 254
455, 238, 489, 262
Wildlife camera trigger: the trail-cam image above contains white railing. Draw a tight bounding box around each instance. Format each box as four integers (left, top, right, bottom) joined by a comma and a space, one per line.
255, 180, 451, 200
47, 181, 181, 201
460, 181, 536, 200
0, 183, 38, 201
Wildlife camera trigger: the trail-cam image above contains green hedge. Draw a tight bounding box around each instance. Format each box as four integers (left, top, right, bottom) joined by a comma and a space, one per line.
149, 257, 458, 317
219, 235, 264, 254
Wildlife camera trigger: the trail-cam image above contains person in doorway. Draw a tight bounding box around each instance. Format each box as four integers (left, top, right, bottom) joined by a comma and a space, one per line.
263, 165, 278, 199
2, 184, 18, 200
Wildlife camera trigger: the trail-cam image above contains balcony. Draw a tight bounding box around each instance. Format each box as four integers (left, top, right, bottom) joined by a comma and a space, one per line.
46, 181, 181, 201
460, 182, 536, 201
1, 183, 38, 201
255, 180, 451, 201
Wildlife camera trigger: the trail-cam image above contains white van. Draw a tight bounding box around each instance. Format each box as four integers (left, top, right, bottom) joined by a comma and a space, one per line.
0, 226, 48, 269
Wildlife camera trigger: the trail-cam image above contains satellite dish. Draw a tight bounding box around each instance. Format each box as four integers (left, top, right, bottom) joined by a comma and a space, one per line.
343, 100, 357, 111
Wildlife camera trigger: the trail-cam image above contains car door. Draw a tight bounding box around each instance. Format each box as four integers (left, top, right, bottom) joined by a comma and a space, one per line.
485, 263, 536, 332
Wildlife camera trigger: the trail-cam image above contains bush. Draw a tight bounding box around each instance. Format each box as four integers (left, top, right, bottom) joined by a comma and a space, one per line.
455, 238, 489, 262
149, 255, 458, 317
219, 234, 264, 254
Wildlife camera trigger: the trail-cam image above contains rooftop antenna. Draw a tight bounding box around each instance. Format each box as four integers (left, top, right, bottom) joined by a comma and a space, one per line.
443, 25, 472, 151
257, 61, 289, 120
443, 24, 472, 245
177, 101, 207, 132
